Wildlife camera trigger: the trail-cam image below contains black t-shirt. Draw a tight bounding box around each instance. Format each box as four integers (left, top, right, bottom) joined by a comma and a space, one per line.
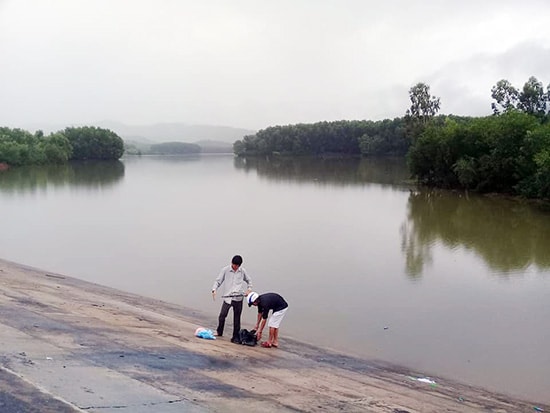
257, 293, 288, 319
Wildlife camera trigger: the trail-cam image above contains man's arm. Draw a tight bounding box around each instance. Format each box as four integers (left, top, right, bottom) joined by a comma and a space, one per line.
254, 312, 262, 330
255, 314, 267, 340
242, 268, 252, 294
211, 268, 226, 301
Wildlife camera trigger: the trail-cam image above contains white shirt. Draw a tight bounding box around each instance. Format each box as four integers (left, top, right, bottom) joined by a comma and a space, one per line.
212, 265, 252, 304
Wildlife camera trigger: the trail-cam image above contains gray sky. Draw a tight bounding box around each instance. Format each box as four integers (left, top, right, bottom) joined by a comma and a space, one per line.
1, 0, 550, 131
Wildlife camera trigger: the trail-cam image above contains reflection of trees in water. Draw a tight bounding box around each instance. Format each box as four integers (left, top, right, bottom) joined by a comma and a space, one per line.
400, 221, 433, 280
0, 161, 125, 194
234, 156, 410, 187
401, 190, 550, 278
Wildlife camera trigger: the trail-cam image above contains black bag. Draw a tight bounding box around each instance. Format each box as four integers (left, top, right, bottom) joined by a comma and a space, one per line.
238, 329, 258, 346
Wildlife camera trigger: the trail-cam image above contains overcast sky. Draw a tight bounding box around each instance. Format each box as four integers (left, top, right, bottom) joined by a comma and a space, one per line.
1, 1, 550, 131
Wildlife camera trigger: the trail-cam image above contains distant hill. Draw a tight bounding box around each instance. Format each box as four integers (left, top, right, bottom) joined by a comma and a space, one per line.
124, 138, 233, 154
193, 140, 233, 153
96, 121, 255, 144
18, 120, 246, 154
19, 121, 255, 144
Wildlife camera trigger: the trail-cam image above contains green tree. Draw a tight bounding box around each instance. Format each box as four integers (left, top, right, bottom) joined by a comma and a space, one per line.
405, 83, 441, 124
478, 111, 539, 192
233, 119, 407, 157
533, 149, 550, 198
516, 123, 550, 198
63, 126, 124, 160
407, 119, 462, 187
358, 133, 384, 156
491, 77, 549, 119
404, 83, 441, 144
408, 112, 546, 196
0, 127, 39, 166
491, 79, 519, 114
518, 76, 547, 118
41, 133, 72, 163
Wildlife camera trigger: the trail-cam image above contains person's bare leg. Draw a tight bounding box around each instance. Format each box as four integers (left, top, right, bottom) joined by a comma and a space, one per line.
268, 327, 275, 345
272, 328, 279, 347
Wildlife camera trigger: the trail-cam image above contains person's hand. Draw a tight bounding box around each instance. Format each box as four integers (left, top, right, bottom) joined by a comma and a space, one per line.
256, 330, 262, 340
212, 291, 216, 301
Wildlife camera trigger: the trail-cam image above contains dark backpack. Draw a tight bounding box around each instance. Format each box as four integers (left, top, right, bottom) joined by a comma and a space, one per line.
238, 329, 258, 346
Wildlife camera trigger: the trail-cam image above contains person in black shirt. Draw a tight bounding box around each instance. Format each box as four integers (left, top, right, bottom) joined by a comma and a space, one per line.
246, 292, 288, 348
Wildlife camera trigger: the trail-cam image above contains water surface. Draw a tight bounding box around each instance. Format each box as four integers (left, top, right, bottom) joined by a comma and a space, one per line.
1, 155, 548, 403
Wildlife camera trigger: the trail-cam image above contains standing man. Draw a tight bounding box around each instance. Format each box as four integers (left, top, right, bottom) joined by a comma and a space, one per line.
212, 255, 252, 343
247, 291, 288, 348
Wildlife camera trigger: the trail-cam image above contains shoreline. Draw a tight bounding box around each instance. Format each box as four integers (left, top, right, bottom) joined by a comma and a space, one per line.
0, 257, 547, 412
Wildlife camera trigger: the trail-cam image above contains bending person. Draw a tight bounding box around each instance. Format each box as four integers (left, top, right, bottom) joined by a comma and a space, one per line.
247, 291, 288, 348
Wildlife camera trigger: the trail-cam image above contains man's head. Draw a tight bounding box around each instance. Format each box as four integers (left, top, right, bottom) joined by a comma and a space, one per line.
247, 291, 259, 307
231, 255, 243, 271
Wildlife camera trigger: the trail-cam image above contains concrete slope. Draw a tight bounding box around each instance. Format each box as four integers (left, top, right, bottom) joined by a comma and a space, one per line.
0, 259, 545, 413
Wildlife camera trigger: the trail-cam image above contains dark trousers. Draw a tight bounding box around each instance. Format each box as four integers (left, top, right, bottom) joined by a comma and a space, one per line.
217, 300, 243, 340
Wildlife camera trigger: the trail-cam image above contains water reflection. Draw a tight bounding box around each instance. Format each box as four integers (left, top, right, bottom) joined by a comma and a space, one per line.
0, 161, 125, 194
401, 190, 550, 277
123, 154, 202, 163
234, 156, 410, 187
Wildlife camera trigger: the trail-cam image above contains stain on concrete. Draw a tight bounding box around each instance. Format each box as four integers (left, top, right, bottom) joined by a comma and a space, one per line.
0, 368, 78, 413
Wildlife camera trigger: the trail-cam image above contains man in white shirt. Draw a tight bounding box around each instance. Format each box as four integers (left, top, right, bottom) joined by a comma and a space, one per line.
212, 255, 253, 343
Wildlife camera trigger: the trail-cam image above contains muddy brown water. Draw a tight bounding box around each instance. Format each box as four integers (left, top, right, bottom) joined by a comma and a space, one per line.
1, 155, 549, 403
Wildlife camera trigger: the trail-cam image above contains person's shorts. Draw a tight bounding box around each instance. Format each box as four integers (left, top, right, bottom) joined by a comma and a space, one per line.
268, 307, 288, 328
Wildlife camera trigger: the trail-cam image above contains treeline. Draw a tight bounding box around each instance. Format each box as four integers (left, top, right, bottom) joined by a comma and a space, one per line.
409, 111, 550, 198
233, 118, 408, 157
408, 77, 550, 199
233, 76, 550, 200
0, 126, 124, 167
124, 140, 232, 155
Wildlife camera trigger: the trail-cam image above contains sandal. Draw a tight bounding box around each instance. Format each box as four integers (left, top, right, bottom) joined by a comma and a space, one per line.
261, 341, 272, 348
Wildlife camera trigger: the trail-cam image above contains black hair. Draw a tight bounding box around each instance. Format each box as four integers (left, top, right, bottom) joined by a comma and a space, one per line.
231, 255, 243, 265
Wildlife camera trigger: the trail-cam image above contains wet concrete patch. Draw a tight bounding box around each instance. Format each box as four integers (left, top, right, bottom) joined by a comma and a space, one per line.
0, 304, 84, 333
184, 376, 251, 397
0, 305, 90, 333
13, 297, 51, 310
82, 348, 254, 399
0, 304, 126, 351
0, 368, 78, 413
85, 349, 233, 371
3, 354, 208, 412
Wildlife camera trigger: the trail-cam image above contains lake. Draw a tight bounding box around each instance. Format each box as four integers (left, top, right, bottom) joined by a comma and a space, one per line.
1, 155, 549, 404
